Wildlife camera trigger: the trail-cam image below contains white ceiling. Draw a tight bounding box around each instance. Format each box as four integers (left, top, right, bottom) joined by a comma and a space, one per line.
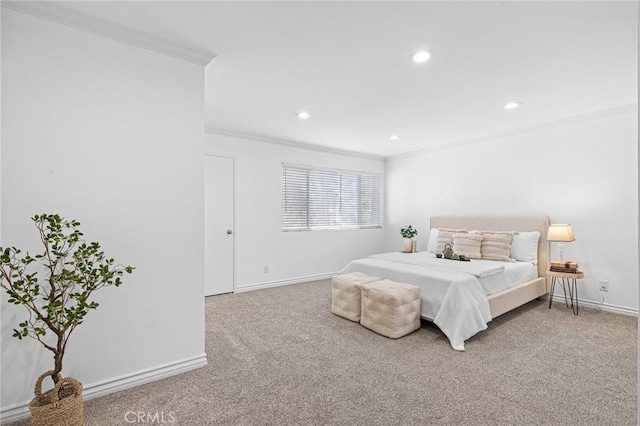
15, 1, 638, 157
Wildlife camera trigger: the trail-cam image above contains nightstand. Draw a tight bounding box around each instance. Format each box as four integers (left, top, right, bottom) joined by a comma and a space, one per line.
547, 269, 585, 315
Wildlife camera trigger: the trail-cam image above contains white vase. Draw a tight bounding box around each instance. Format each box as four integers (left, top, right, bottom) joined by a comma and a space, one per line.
403, 238, 413, 253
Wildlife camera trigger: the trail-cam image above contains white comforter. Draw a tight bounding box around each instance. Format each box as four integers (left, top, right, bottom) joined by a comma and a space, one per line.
369, 252, 505, 278
339, 252, 493, 351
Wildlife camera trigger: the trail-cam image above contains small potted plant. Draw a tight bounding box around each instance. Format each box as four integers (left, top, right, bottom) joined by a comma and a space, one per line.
0, 214, 134, 426
400, 225, 418, 253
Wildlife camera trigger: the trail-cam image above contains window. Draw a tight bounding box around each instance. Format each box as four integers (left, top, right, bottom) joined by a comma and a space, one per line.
282, 163, 382, 231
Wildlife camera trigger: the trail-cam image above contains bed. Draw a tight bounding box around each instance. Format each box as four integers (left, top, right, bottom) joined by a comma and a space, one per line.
339, 215, 550, 351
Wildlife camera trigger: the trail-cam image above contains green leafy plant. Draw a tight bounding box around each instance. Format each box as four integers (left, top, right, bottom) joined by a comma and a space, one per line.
0, 214, 134, 383
400, 225, 418, 239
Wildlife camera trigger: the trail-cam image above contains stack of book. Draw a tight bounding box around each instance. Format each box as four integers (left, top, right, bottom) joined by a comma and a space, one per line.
550, 260, 579, 273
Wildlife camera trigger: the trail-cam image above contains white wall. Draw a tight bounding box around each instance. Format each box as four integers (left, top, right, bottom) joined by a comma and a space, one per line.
386, 107, 638, 313
205, 132, 386, 291
1, 9, 206, 414
0, 6, 3, 247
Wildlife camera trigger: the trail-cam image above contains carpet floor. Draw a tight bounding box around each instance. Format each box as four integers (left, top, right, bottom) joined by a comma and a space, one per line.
8, 279, 638, 425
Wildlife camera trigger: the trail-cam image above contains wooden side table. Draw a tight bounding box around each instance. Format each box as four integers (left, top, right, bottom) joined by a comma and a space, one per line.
547, 270, 585, 315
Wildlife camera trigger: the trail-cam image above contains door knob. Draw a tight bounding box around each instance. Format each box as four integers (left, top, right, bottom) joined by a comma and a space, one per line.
227, 230, 233, 235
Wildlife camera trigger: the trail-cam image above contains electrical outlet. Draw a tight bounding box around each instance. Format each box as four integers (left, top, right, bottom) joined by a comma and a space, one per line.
263, 265, 270, 274
598, 280, 609, 292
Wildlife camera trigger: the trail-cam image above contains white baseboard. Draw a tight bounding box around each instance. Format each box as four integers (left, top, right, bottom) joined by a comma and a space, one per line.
0, 353, 207, 424
548, 294, 638, 316
235, 272, 337, 293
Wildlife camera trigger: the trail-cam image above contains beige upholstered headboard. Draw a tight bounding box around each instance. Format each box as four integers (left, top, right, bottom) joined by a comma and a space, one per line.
430, 215, 550, 278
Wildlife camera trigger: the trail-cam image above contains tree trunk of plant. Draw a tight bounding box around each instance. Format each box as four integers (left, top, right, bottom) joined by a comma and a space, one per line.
53, 340, 64, 383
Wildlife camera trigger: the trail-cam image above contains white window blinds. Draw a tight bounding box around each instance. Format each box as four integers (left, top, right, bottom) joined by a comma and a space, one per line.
282, 163, 382, 231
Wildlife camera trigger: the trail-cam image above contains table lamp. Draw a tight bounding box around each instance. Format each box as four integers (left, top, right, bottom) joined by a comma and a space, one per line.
547, 224, 575, 261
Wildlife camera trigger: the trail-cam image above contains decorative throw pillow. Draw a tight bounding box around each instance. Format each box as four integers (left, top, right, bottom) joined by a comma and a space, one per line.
472, 230, 517, 236
436, 228, 467, 253
511, 231, 540, 263
427, 228, 439, 252
453, 233, 482, 259
481, 233, 514, 262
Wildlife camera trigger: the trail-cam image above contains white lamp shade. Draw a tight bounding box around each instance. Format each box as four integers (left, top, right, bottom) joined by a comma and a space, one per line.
547, 224, 575, 242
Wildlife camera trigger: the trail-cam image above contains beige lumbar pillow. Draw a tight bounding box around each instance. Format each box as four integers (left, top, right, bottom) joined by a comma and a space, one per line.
480, 233, 514, 262
453, 233, 482, 259
436, 228, 467, 253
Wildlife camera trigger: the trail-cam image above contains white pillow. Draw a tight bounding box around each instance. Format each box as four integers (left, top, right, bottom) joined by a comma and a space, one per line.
427, 228, 439, 252
511, 231, 540, 263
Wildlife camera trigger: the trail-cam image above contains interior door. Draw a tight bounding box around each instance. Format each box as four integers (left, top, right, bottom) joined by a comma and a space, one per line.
204, 155, 235, 296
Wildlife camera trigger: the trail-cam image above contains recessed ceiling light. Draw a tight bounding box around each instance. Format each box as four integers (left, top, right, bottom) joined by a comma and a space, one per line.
504, 102, 521, 110
297, 111, 311, 119
411, 50, 432, 63
390, 135, 401, 141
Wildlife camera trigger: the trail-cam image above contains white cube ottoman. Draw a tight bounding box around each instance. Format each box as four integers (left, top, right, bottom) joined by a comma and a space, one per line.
360, 279, 421, 338
331, 272, 381, 322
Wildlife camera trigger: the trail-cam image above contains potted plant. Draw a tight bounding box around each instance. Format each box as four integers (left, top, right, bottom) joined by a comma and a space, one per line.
0, 214, 134, 426
400, 225, 418, 253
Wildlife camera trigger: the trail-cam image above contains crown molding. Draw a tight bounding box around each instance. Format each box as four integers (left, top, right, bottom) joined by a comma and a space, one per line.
390, 103, 638, 160
205, 127, 386, 161
1, 1, 216, 66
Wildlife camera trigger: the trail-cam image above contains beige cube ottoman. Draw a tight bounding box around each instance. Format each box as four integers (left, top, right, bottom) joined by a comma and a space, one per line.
360, 279, 421, 338
331, 272, 381, 322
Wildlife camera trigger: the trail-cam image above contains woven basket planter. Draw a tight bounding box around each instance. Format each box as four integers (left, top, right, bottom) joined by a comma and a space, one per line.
29, 371, 83, 426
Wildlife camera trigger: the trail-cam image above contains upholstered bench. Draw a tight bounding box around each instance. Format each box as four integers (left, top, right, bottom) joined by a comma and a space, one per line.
331, 272, 381, 322
360, 279, 421, 338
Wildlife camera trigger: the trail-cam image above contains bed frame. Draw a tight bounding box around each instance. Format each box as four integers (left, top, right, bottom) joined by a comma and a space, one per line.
430, 215, 550, 318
